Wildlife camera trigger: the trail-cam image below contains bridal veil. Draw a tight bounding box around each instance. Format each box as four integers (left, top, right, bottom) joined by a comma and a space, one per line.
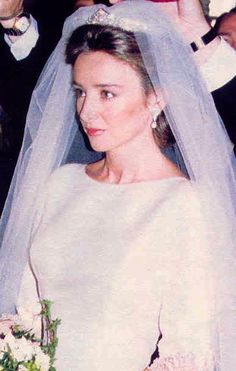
0, 1, 235, 369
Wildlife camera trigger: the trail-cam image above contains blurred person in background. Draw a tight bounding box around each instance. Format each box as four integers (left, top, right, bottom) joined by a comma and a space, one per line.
214, 7, 236, 50
0, 0, 77, 214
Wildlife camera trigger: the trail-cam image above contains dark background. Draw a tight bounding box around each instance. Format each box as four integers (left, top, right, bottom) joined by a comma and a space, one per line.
0, 0, 112, 212
0, 0, 86, 212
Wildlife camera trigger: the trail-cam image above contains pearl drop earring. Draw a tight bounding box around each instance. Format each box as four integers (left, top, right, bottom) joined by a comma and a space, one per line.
151, 108, 160, 129
151, 119, 157, 129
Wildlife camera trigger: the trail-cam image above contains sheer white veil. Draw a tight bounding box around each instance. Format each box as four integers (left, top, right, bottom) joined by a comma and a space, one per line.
0, 1, 236, 368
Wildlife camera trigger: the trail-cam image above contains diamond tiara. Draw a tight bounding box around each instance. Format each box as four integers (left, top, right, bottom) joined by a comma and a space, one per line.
87, 8, 148, 32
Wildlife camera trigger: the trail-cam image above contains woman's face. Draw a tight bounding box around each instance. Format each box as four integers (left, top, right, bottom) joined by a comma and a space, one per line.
73, 51, 154, 153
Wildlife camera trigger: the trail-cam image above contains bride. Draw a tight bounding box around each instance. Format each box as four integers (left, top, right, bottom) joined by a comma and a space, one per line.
0, 1, 236, 370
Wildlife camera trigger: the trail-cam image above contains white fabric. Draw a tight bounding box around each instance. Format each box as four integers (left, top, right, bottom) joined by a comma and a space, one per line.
209, 0, 236, 17
4, 15, 39, 60
0, 2, 235, 370
201, 38, 236, 92
3, 11, 236, 88
18, 164, 214, 370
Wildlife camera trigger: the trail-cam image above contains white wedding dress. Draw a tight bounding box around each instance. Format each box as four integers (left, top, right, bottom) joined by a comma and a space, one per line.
18, 164, 214, 370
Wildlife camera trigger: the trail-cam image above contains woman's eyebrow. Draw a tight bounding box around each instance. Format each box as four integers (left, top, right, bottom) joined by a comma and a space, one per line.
72, 82, 83, 88
73, 81, 122, 88
94, 83, 122, 88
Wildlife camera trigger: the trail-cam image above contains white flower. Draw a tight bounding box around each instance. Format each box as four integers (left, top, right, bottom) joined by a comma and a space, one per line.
0, 314, 20, 336
34, 346, 50, 370
1, 333, 35, 361
0, 301, 58, 371
0, 332, 15, 352
17, 305, 42, 338
0, 319, 14, 337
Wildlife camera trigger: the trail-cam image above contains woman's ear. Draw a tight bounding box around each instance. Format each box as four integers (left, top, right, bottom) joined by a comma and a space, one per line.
147, 90, 165, 116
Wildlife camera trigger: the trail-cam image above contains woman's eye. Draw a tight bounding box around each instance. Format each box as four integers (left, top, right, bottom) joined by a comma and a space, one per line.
74, 87, 85, 98
101, 90, 115, 100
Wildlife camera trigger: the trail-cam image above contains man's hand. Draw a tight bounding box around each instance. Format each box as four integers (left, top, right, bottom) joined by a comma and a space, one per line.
108, 0, 220, 65
0, 0, 23, 19
165, 0, 210, 41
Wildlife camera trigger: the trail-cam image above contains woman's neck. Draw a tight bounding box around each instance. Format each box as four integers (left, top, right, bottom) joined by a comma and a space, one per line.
86, 133, 183, 184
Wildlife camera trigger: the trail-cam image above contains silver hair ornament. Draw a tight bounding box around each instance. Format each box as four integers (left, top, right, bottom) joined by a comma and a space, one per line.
87, 8, 148, 32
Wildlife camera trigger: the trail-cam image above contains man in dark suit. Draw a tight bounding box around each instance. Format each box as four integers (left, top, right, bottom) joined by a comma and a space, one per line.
0, 0, 112, 212
0, 0, 76, 212
212, 73, 236, 153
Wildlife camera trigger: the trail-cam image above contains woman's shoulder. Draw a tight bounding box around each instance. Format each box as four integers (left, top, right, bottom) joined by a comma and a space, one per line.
164, 178, 204, 225
32, 164, 86, 232
48, 163, 85, 184
35, 164, 85, 213
44, 163, 86, 194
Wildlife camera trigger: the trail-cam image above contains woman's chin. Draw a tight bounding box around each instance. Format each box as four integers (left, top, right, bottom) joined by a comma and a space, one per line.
89, 142, 108, 153
88, 137, 113, 153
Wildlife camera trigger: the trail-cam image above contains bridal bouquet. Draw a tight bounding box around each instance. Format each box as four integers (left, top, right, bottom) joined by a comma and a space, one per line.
0, 300, 60, 371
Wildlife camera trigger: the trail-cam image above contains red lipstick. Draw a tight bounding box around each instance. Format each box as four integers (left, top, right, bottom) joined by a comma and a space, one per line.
86, 128, 105, 137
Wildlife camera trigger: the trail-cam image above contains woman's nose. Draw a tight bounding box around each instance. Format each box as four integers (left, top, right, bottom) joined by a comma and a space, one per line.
77, 96, 98, 122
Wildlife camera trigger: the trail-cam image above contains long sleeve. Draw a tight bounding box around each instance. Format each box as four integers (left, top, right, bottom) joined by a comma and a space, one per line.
17, 262, 40, 314
150, 193, 216, 370
200, 38, 236, 151
200, 38, 236, 92
16, 261, 42, 338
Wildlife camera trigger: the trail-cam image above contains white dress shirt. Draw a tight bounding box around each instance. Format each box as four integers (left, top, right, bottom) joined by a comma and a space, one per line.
4, 15, 39, 61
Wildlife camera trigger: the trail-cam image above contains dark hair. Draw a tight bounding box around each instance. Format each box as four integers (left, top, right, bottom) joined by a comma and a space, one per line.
94, 0, 111, 5
214, 6, 236, 33
66, 24, 174, 148
66, 24, 153, 93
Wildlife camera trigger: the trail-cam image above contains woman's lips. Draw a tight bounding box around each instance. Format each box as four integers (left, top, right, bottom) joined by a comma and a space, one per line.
85, 128, 105, 137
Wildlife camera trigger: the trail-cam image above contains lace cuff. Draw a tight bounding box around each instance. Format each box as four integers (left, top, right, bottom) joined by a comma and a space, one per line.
145, 353, 213, 371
